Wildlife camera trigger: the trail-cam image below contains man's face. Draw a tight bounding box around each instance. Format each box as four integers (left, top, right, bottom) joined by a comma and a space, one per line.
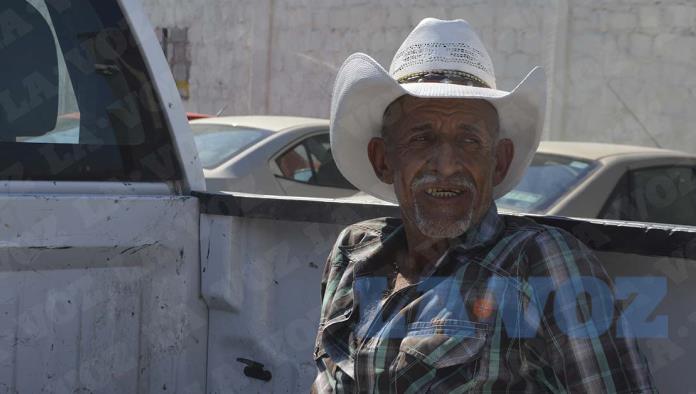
368, 95, 512, 239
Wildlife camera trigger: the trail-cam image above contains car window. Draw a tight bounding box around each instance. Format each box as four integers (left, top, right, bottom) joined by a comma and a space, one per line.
599, 173, 631, 221
496, 154, 596, 213
601, 166, 696, 226
0, 0, 181, 181
274, 133, 356, 190
304, 134, 356, 189
190, 124, 272, 168
276, 143, 313, 182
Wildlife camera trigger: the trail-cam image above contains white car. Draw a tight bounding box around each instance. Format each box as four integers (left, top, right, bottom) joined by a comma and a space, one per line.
498, 141, 696, 226
191, 116, 696, 226
36, 115, 374, 200
190, 116, 361, 199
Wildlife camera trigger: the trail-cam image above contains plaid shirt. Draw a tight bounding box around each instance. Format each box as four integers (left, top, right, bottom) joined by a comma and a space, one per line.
311, 204, 656, 393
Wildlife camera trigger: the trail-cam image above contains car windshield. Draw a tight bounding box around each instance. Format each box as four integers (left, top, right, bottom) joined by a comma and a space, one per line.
191, 124, 273, 168
496, 153, 597, 213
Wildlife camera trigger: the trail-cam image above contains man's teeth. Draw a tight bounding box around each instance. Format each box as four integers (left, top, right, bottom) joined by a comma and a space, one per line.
426, 188, 463, 197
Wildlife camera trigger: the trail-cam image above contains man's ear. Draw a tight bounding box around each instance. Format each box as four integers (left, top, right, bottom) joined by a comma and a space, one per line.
493, 138, 514, 186
367, 137, 394, 184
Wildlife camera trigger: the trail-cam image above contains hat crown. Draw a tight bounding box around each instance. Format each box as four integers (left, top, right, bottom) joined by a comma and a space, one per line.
389, 18, 496, 89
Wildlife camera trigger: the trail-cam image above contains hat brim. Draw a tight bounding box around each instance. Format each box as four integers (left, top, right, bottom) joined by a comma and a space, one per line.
330, 53, 546, 204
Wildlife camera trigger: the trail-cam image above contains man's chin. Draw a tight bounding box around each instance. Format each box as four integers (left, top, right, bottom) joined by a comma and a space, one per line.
411, 199, 475, 238
414, 218, 473, 239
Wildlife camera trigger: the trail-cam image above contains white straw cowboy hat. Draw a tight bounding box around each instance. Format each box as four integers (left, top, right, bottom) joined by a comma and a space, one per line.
330, 17, 546, 203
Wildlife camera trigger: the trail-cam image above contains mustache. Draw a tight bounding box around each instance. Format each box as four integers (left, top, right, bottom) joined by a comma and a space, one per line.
410, 173, 476, 191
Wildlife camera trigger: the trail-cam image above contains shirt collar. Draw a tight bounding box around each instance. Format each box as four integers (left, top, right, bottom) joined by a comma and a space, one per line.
350, 202, 504, 276
454, 201, 504, 251
418, 202, 503, 278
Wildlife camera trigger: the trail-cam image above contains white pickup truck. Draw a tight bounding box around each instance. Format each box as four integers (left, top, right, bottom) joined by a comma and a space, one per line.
1, 0, 696, 393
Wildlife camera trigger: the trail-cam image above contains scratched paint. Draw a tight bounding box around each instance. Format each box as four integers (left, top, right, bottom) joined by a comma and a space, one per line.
0, 195, 207, 393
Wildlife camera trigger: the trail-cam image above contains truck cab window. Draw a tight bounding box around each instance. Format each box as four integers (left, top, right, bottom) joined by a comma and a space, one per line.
0, 0, 181, 181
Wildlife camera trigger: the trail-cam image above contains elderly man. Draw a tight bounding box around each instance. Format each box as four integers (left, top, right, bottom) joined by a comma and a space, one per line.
312, 18, 655, 393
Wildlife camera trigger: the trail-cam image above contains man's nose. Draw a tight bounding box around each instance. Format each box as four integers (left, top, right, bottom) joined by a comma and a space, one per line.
430, 142, 462, 178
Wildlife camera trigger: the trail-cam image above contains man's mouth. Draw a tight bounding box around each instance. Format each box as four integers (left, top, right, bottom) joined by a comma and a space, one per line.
425, 187, 465, 198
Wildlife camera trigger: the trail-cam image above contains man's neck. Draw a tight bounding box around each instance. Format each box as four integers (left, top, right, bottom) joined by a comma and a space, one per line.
399, 204, 491, 281
398, 224, 452, 281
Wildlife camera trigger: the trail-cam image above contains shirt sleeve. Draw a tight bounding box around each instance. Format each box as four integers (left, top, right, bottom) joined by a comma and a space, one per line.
311, 227, 353, 394
525, 227, 657, 394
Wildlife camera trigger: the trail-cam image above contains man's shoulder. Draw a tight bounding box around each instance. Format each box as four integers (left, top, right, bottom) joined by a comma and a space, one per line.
497, 214, 599, 274
499, 214, 587, 252
499, 214, 548, 240
319, 217, 402, 294
333, 216, 402, 249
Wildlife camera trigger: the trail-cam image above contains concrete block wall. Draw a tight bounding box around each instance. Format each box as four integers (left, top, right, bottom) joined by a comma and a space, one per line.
141, 0, 266, 115
266, 0, 552, 121
142, 0, 696, 152
561, 0, 696, 150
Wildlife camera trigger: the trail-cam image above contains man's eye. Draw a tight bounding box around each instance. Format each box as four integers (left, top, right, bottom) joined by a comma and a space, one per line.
410, 134, 429, 143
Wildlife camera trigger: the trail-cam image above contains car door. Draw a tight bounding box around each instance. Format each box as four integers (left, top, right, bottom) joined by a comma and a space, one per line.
272, 132, 358, 198
0, 1, 207, 392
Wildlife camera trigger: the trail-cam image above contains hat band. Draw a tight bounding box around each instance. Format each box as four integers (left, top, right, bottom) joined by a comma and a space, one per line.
397, 70, 490, 88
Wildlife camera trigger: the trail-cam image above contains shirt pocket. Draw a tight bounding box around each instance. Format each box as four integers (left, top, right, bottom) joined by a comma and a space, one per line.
391, 319, 489, 392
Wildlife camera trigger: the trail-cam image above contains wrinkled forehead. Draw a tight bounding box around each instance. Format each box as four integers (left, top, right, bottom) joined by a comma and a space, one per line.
383, 95, 499, 131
